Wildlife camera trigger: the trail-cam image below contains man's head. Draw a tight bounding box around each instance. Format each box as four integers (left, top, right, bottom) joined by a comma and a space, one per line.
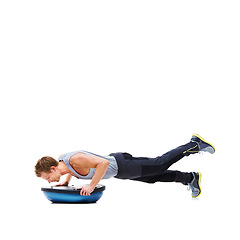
35, 156, 61, 183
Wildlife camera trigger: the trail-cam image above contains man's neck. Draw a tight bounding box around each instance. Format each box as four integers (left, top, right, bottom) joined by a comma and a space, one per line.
58, 161, 71, 176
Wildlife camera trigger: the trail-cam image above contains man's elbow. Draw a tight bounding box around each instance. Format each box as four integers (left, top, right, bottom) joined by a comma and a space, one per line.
104, 160, 110, 167
97, 159, 110, 168
101, 160, 110, 168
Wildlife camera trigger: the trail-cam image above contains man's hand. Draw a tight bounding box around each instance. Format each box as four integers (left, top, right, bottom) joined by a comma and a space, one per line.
54, 180, 69, 187
78, 185, 95, 196
54, 174, 72, 187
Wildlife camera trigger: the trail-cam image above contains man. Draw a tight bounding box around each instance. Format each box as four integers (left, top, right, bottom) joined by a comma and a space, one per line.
35, 134, 215, 198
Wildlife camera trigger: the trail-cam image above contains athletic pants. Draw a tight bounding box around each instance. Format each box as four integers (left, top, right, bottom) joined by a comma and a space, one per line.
110, 141, 199, 185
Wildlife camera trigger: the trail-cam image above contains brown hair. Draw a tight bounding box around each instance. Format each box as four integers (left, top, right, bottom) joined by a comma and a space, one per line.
35, 156, 58, 177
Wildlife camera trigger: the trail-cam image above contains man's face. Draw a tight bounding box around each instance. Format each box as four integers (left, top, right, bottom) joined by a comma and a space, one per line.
40, 166, 61, 183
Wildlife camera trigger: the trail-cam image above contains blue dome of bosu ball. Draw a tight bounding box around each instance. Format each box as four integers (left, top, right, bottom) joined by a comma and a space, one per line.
41, 184, 105, 203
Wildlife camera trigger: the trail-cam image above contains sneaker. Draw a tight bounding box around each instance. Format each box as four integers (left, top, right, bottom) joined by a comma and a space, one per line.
191, 134, 215, 154
188, 172, 202, 198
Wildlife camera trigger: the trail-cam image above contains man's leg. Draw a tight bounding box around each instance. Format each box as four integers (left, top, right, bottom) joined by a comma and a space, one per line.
137, 134, 215, 178
112, 142, 198, 179
132, 170, 193, 185
132, 170, 202, 198
112, 134, 215, 180
138, 141, 199, 178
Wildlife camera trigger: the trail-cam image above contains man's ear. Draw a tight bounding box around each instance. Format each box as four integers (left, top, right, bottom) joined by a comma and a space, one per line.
50, 166, 57, 171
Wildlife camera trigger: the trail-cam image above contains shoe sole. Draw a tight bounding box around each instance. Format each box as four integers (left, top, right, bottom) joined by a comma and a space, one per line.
192, 172, 202, 198
192, 133, 215, 153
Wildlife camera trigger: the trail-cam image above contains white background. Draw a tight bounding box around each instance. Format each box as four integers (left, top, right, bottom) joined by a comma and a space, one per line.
0, 1, 239, 239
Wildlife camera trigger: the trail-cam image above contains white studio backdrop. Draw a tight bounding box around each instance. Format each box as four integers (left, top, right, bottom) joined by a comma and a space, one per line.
0, 1, 239, 239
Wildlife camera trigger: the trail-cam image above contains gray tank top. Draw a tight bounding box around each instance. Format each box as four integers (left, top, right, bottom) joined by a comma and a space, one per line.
58, 150, 118, 179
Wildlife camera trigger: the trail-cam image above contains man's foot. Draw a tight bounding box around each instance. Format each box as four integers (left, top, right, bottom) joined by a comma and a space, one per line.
188, 172, 202, 198
191, 134, 215, 154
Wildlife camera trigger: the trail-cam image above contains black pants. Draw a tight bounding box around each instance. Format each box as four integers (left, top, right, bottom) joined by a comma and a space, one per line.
110, 142, 199, 185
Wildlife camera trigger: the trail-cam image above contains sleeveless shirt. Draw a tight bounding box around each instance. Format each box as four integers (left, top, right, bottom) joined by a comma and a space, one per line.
58, 150, 118, 179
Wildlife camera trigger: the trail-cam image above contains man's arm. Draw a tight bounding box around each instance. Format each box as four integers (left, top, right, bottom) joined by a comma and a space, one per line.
62, 173, 72, 185
55, 154, 72, 186
71, 153, 110, 196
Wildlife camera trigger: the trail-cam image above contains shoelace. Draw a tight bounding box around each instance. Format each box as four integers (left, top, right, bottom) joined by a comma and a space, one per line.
187, 183, 193, 191
187, 182, 200, 196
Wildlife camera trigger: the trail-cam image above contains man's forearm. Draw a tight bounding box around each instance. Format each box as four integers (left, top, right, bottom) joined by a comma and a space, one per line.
65, 173, 72, 183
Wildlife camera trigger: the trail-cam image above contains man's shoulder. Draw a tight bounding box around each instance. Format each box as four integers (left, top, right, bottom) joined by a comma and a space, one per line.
69, 152, 88, 163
